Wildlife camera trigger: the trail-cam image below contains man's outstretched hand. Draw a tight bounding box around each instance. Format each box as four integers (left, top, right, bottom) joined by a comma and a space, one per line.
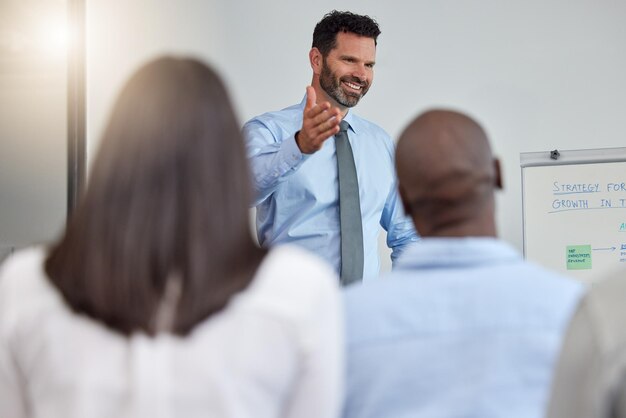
296, 86, 343, 154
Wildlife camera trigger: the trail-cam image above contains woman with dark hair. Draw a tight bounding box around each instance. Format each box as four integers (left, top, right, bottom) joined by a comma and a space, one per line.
0, 57, 343, 418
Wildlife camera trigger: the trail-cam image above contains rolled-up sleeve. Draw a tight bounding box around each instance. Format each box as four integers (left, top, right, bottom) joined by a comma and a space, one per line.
380, 182, 420, 266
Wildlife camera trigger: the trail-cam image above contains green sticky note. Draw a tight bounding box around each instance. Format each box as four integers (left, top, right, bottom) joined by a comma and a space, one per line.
566, 245, 592, 270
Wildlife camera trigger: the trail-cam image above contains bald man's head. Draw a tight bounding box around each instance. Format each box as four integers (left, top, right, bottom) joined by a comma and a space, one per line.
396, 109, 502, 237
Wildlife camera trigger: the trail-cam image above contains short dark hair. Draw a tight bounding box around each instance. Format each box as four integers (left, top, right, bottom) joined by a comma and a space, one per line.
45, 57, 266, 337
312, 10, 381, 56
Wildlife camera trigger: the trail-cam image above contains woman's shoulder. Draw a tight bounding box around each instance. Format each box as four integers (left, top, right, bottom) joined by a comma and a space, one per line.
0, 246, 50, 295
0, 247, 59, 326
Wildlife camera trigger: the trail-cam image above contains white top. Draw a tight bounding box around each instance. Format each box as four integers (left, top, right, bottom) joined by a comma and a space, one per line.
0, 245, 343, 418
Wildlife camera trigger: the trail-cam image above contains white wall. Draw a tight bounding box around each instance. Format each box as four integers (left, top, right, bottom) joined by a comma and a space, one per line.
87, 0, 626, 273
86, 0, 221, 164
0, 0, 68, 253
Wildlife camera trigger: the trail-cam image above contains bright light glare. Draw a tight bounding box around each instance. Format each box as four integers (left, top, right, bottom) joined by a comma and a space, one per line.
39, 19, 72, 57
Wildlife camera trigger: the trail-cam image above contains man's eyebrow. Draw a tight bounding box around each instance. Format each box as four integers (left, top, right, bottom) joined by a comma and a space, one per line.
338, 55, 376, 65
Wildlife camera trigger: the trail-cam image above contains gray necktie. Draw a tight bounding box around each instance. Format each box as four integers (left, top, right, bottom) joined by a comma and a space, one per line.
335, 121, 364, 285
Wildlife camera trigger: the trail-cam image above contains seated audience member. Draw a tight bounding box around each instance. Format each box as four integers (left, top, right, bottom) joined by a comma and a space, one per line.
0, 57, 342, 418
547, 270, 626, 418
342, 109, 584, 418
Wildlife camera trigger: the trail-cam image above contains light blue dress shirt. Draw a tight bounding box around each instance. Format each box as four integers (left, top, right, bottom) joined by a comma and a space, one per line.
243, 98, 418, 279
343, 237, 585, 418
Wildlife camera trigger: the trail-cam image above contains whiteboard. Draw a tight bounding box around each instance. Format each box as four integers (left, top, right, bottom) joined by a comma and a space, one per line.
521, 147, 626, 283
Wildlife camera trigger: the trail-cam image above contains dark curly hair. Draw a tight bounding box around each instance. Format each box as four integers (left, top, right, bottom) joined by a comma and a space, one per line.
312, 10, 381, 56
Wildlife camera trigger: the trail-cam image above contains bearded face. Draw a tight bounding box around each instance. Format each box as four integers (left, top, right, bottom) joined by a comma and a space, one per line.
319, 56, 370, 108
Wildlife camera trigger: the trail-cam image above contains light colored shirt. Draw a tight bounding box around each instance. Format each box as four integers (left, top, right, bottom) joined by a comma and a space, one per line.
343, 237, 584, 418
243, 98, 418, 280
547, 270, 626, 418
0, 245, 343, 418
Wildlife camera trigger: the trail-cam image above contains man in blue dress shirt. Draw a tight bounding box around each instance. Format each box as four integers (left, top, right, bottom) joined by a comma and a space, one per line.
243, 10, 418, 281
343, 109, 585, 418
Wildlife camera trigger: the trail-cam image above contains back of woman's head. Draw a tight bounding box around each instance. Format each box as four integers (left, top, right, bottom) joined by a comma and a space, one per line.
46, 56, 265, 336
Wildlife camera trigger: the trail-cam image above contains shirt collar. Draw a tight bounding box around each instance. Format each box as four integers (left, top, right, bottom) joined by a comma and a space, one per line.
396, 237, 521, 270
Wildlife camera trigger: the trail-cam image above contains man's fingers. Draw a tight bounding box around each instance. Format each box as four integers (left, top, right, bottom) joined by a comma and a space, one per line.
309, 107, 341, 127
299, 122, 341, 153
303, 112, 340, 139
317, 116, 341, 134
304, 86, 316, 111
304, 101, 330, 119
309, 124, 341, 147
317, 125, 341, 142
304, 98, 342, 125
304, 108, 341, 141
299, 91, 343, 153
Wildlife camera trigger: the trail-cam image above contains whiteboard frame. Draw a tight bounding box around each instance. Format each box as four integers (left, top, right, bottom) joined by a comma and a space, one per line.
520, 147, 626, 258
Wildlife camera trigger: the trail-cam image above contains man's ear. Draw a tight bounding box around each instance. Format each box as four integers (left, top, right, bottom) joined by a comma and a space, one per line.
493, 158, 503, 190
309, 48, 322, 75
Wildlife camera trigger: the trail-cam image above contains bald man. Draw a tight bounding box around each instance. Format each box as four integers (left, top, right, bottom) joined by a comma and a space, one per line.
342, 110, 585, 418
